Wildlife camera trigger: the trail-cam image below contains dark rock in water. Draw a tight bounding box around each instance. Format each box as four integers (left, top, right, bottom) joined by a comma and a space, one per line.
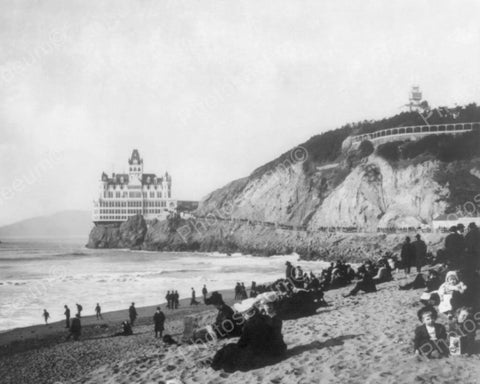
86, 214, 147, 249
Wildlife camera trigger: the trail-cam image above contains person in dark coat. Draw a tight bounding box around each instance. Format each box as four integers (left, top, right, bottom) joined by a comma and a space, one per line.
343, 266, 376, 297
129, 302, 137, 326
464, 222, 480, 275
444, 226, 465, 269
193, 292, 242, 342
43, 309, 50, 325
202, 285, 208, 299
95, 303, 103, 320
67, 314, 81, 341
76, 303, 83, 318
173, 291, 179, 309
190, 288, 199, 305
166, 291, 172, 309
153, 307, 166, 338
401, 236, 416, 275
113, 321, 133, 337
413, 234, 427, 273
413, 306, 449, 358
211, 298, 286, 372
64, 305, 70, 328
285, 261, 294, 280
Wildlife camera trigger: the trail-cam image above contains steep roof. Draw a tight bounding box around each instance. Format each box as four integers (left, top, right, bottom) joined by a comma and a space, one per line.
128, 149, 143, 165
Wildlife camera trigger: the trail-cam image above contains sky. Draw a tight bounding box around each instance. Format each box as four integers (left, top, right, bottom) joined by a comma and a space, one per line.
0, 0, 479, 226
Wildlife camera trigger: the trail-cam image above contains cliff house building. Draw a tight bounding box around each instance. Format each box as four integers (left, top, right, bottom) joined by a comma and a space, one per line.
92, 150, 177, 224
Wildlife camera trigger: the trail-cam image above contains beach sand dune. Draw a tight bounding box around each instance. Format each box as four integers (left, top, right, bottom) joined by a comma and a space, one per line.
1, 275, 480, 384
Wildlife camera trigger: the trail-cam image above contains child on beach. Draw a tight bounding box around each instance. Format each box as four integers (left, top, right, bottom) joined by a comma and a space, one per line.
413, 306, 449, 358
448, 306, 476, 355
437, 271, 467, 315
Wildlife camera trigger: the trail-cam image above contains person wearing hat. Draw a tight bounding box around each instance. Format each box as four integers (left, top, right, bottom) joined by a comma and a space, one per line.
211, 297, 286, 372
196, 291, 242, 341
412, 234, 427, 273
153, 306, 166, 338
413, 306, 449, 358
437, 271, 467, 314
343, 265, 376, 297
258, 293, 286, 356
465, 222, 480, 276
444, 226, 465, 269
400, 236, 416, 276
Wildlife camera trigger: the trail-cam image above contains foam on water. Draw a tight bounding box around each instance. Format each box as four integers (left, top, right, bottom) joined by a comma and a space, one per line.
0, 239, 330, 331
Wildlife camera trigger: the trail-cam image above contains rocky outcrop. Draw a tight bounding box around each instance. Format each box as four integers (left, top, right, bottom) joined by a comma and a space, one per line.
86, 214, 147, 249
308, 156, 450, 230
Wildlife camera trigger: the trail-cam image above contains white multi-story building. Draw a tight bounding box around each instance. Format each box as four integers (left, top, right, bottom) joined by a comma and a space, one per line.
92, 149, 177, 224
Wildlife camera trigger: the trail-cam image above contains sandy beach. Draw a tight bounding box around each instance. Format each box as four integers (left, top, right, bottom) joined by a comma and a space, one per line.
1, 271, 479, 384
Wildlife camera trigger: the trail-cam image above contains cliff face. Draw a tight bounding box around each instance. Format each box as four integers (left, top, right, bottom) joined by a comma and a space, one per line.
86, 214, 147, 249
196, 155, 457, 230
308, 156, 450, 230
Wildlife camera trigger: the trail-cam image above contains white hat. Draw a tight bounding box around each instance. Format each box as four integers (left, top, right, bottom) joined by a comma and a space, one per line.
233, 298, 257, 313
255, 291, 278, 304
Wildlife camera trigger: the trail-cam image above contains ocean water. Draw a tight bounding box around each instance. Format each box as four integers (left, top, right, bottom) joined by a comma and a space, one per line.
0, 238, 329, 331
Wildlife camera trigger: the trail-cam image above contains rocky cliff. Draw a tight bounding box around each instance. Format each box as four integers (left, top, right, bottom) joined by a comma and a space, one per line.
87, 106, 480, 260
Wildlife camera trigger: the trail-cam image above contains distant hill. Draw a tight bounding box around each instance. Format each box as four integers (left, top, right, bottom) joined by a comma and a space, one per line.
0, 210, 92, 238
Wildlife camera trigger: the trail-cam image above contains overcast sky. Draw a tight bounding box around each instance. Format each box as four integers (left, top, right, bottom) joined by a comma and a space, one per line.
0, 0, 479, 226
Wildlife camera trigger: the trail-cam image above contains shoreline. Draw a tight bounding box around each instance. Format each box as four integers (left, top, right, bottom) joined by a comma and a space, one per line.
2, 271, 480, 384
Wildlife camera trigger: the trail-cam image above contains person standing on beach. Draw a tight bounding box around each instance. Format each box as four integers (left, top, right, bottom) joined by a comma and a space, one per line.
401, 237, 415, 276
444, 226, 465, 269
76, 303, 83, 318
95, 303, 103, 320
129, 302, 137, 326
67, 314, 81, 341
153, 306, 166, 338
191, 288, 199, 305
166, 291, 172, 309
285, 261, 294, 280
413, 234, 427, 273
64, 305, 70, 328
43, 309, 50, 325
202, 285, 208, 300
173, 291, 179, 309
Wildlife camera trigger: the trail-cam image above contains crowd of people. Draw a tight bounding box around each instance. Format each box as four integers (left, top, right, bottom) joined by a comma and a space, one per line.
35, 221, 480, 371
409, 222, 480, 358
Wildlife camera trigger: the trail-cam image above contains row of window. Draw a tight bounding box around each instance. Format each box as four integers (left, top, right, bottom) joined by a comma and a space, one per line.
97, 208, 168, 215
103, 191, 171, 199
98, 201, 169, 208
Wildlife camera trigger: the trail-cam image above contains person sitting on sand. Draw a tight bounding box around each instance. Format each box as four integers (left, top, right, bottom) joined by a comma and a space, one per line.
67, 314, 81, 341
211, 298, 287, 372
192, 292, 243, 343
343, 266, 376, 297
153, 306, 166, 338
413, 306, 449, 358
129, 302, 137, 325
437, 271, 467, 315
113, 321, 133, 337
258, 293, 287, 356
43, 309, 50, 325
448, 306, 476, 355
372, 259, 392, 284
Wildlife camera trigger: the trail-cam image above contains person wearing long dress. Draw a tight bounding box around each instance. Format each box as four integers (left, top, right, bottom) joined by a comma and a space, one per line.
211, 298, 286, 372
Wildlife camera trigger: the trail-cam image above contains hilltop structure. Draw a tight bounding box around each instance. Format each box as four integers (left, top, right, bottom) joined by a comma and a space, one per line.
92, 150, 177, 224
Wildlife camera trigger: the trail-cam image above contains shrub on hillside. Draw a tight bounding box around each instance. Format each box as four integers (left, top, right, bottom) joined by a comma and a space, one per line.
376, 141, 401, 162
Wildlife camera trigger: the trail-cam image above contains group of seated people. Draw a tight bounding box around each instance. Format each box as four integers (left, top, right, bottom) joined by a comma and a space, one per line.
414, 304, 476, 358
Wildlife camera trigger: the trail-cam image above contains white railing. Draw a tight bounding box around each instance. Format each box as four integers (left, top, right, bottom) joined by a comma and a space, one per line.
351, 122, 480, 143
